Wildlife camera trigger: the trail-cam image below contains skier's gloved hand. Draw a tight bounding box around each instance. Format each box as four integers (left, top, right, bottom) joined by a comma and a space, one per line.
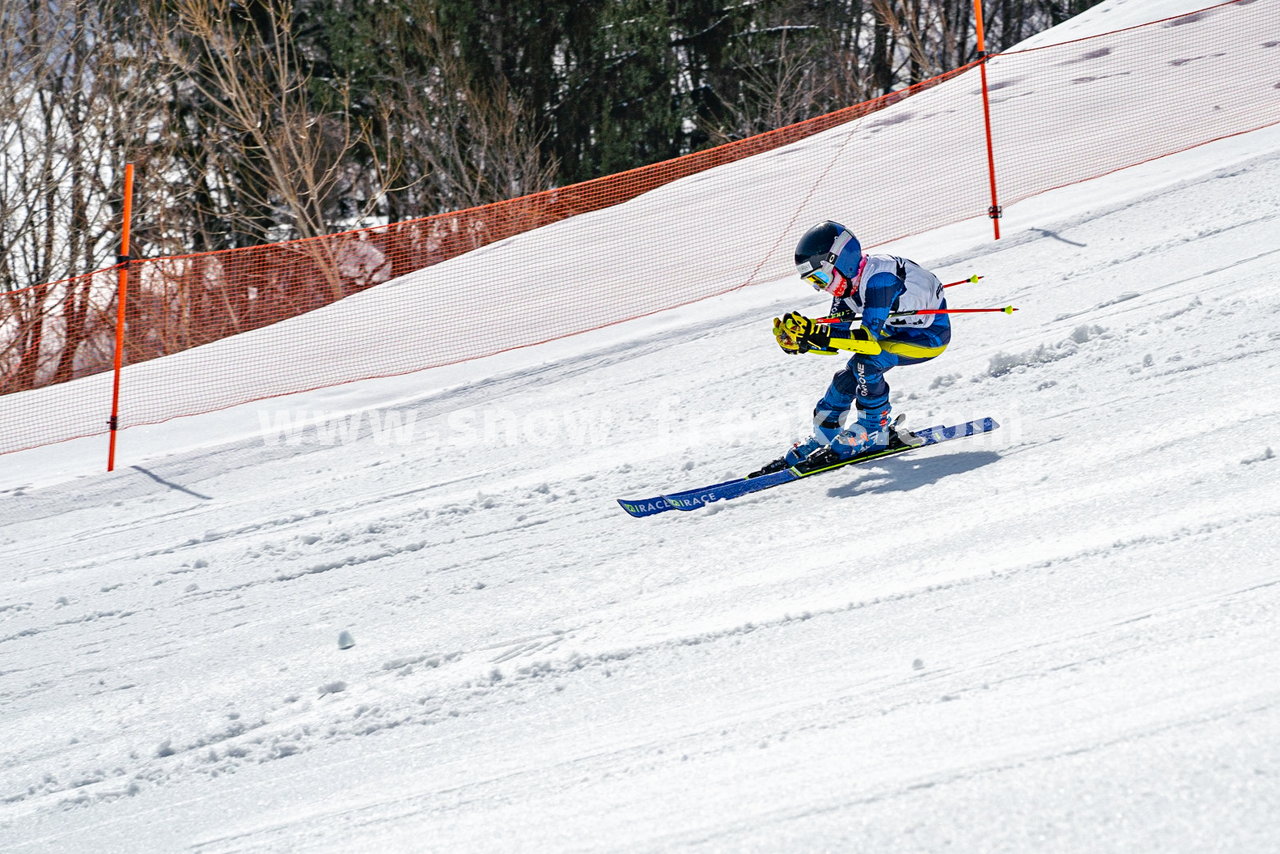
772, 317, 802, 354
775, 311, 831, 354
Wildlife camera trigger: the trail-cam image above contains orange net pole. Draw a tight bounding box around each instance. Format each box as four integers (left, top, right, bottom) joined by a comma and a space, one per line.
106, 163, 134, 472
974, 0, 1003, 240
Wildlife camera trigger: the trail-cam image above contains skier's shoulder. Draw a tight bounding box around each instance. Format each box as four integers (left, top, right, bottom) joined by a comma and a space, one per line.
862, 253, 898, 273
865, 252, 930, 274
861, 255, 906, 292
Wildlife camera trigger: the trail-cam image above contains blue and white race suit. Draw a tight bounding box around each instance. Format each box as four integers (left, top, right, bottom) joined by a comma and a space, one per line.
816, 254, 950, 421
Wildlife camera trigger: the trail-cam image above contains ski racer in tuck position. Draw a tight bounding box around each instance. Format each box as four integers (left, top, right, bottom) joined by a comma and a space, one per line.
757, 220, 950, 474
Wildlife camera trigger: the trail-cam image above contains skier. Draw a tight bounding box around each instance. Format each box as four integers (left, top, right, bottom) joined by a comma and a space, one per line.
757, 220, 951, 473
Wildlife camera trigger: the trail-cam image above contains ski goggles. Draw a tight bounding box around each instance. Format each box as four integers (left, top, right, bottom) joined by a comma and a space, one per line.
798, 257, 839, 292
804, 267, 851, 297
803, 268, 835, 290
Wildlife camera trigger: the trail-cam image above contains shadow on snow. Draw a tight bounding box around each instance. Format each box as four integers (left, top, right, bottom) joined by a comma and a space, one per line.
824, 450, 1003, 499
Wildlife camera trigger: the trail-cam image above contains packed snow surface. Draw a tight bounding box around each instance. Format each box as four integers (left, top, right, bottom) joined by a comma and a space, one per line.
3, 3, 1280, 851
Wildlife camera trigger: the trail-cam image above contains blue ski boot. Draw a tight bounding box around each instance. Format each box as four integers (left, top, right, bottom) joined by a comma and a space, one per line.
794, 405, 894, 471
749, 409, 846, 477
830, 404, 893, 459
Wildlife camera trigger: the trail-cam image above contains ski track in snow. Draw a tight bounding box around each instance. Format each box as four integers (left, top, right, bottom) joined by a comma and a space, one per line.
5, 31, 1280, 854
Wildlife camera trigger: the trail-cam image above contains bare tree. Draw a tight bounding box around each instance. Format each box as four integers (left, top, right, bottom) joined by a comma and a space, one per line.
146, 0, 384, 237
701, 24, 834, 145
378, 0, 558, 219
0, 0, 165, 391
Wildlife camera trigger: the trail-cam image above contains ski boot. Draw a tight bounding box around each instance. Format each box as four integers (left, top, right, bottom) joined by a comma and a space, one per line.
748, 435, 821, 478
795, 407, 919, 473
749, 405, 855, 478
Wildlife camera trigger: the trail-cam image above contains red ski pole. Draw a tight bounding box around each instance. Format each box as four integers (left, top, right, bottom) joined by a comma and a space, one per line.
912, 306, 1016, 315
816, 305, 1016, 324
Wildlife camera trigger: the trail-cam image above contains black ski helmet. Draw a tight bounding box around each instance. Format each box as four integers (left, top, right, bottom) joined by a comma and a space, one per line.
794, 221, 862, 280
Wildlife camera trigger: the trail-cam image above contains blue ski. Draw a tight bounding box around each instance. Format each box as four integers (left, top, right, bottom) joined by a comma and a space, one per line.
617, 417, 999, 518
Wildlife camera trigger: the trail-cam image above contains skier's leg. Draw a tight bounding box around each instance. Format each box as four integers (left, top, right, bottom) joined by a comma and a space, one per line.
838, 351, 900, 452
846, 324, 951, 450
780, 365, 859, 465
769, 324, 950, 469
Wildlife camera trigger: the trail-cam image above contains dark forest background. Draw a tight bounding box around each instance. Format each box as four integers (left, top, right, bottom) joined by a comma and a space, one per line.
1, 0, 1100, 290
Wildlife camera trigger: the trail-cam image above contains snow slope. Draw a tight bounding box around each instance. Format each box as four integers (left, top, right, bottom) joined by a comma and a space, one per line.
3, 4, 1280, 852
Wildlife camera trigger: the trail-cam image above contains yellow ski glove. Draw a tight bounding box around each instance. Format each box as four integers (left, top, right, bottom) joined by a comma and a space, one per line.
772, 312, 883, 355
773, 312, 831, 354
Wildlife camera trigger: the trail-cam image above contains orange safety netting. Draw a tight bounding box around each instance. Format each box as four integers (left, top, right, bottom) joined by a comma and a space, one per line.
2, 0, 1277, 459
0, 70, 971, 400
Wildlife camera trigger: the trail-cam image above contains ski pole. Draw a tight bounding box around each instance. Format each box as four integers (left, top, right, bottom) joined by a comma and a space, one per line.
943, 274, 982, 288
911, 306, 1015, 315
816, 305, 1016, 324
